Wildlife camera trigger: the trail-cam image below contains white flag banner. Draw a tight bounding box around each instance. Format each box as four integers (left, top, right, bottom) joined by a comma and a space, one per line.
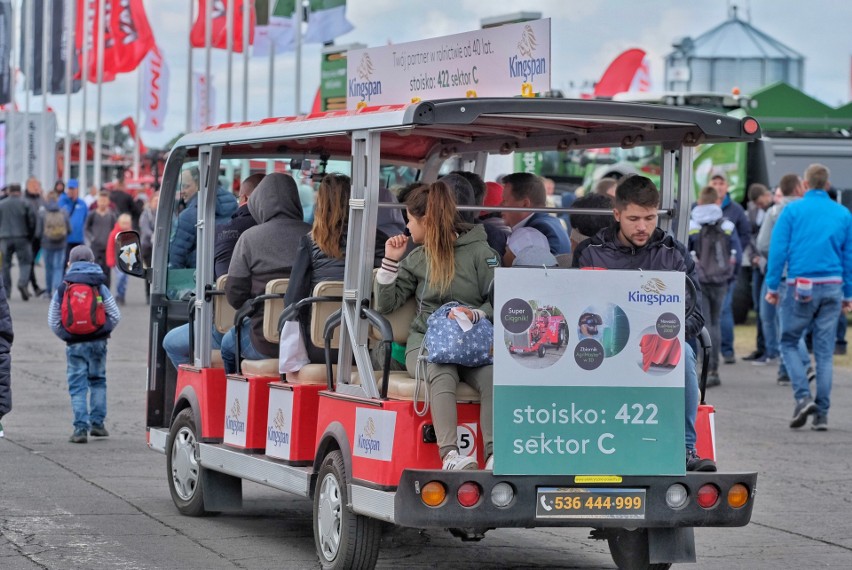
142, 46, 169, 132
252, 14, 296, 57
303, 2, 353, 44
193, 72, 216, 131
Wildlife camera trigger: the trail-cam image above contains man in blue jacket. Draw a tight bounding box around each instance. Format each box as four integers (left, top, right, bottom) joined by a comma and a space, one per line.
58, 180, 89, 266
765, 164, 852, 431
500, 172, 571, 256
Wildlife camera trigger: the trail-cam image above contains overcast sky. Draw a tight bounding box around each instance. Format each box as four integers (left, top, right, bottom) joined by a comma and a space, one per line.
15, 0, 852, 148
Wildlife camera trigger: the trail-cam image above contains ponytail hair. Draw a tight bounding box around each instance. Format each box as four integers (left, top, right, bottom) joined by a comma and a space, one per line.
312, 173, 350, 258
405, 180, 461, 294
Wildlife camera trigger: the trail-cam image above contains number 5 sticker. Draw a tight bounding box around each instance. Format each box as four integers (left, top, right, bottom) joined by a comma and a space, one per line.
457, 423, 478, 457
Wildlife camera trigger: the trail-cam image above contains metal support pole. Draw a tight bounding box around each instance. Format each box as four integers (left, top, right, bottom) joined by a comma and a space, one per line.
93, 0, 104, 190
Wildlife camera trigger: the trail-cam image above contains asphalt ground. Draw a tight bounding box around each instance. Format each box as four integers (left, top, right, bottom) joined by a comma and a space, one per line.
1, 270, 851, 569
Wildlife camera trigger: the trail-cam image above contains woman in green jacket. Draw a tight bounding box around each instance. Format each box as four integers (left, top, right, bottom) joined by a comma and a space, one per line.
376, 181, 499, 470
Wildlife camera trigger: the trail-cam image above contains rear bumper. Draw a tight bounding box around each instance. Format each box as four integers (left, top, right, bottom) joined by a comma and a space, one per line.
394, 470, 757, 529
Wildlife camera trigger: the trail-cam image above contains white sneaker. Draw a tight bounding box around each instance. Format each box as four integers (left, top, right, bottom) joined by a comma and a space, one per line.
485, 455, 494, 470
442, 450, 477, 471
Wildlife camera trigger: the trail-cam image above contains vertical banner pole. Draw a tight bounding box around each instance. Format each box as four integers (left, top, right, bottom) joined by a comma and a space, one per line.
63, 0, 75, 183
80, 0, 89, 196
204, 0, 212, 128
225, 0, 233, 122
185, 0, 193, 134
93, 0, 104, 190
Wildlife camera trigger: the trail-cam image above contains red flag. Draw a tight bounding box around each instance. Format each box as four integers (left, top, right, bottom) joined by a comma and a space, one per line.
120, 116, 146, 154
110, 0, 156, 73
75, 0, 117, 82
75, 0, 154, 83
191, 0, 256, 52
594, 48, 646, 98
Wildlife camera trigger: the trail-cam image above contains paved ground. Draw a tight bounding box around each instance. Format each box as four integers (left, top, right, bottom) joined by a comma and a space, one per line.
1, 272, 851, 569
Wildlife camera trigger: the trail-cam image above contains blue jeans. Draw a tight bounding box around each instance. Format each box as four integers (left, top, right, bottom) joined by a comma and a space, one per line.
163, 323, 224, 368
114, 269, 128, 299
44, 247, 66, 296
761, 280, 810, 375
66, 340, 108, 430
220, 321, 267, 374
720, 283, 734, 356
684, 342, 698, 451
780, 282, 842, 416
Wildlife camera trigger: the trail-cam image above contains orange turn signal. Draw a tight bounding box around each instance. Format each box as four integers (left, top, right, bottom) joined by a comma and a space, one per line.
727, 483, 749, 509
421, 481, 447, 507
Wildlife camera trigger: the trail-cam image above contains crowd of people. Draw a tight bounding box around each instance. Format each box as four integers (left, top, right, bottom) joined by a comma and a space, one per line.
0, 176, 157, 304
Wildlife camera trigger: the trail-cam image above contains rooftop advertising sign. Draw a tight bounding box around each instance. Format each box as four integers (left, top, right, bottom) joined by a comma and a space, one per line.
346, 18, 551, 108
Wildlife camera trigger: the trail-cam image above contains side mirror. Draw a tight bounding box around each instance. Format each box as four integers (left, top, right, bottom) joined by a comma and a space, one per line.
115, 230, 146, 278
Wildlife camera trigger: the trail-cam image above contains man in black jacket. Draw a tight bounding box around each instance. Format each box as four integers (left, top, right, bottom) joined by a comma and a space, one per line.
573, 175, 715, 472
0, 184, 37, 300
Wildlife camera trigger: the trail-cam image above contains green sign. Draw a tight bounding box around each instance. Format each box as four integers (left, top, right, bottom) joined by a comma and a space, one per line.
321, 50, 349, 111
493, 268, 686, 476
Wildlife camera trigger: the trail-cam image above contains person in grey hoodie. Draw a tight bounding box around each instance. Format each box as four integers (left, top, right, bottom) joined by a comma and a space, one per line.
0, 184, 37, 300
221, 173, 311, 373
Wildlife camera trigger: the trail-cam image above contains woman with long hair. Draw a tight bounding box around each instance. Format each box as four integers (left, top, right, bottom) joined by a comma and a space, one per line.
283, 174, 384, 364
375, 180, 499, 470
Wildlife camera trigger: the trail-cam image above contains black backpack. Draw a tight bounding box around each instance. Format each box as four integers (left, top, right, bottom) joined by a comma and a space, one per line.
695, 220, 735, 284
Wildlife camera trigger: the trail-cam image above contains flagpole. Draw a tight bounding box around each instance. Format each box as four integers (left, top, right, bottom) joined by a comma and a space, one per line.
23, 0, 32, 180
241, 0, 249, 121
205, 0, 212, 128
80, 0, 89, 196
185, 0, 193, 134
134, 69, 141, 179
93, 0, 104, 190
294, 0, 303, 115
41, 0, 50, 188
8, 0, 16, 185
63, 0, 75, 183
225, 0, 233, 123
267, 0, 273, 117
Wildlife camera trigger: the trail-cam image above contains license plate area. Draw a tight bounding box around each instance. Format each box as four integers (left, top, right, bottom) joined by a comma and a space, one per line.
536, 487, 646, 519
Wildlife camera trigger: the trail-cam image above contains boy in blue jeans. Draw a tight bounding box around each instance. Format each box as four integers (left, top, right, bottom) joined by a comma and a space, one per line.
48, 245, 121, 443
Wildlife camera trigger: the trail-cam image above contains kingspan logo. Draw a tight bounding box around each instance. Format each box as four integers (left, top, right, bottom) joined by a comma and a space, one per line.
349, 53, 382, 103
508, 24, 547, 82
356, 417, 381, 456
628, 278, 681, 306
267, 408, 290, 447
226, 399, 245, 436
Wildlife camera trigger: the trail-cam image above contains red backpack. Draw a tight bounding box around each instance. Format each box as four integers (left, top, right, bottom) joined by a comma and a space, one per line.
61, 283, 107, 335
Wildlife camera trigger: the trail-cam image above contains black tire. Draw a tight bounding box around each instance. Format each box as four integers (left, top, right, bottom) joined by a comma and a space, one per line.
607, 529, 672, 570
537, 344, 546, 358
313, 450, 381, 570
557, 325, 567, 348
166, 408, 210, 517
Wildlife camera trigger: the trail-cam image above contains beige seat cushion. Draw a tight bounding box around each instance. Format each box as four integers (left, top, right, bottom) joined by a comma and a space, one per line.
240, 358, 280, 377
309, 281, 344, 349
286, 363, 334, 385
213, 275, 236, 334
351, 370, 481, 403
211, 350, 224, 369
262, 278, 289, 343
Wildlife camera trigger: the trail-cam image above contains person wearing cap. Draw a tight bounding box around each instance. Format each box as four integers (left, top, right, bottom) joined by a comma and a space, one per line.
504, 227, 557, 267
47, 245, 121, 444
708, 169, 751, 364
58, 180, 89, 267
479, 181, 512, 244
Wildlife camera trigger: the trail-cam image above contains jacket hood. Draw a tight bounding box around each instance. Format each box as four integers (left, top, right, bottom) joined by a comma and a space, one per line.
455, 223, 488, 247
691, 204, 723, 225
591, 225, 670, 253
248, 173, 303, 223
64, 261, 107, 286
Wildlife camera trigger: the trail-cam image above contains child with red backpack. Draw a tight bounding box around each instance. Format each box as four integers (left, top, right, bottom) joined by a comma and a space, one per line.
47, 245, 121, 443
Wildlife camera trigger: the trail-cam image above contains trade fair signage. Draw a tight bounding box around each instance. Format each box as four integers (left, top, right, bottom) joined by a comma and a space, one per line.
493, 268, 686, 476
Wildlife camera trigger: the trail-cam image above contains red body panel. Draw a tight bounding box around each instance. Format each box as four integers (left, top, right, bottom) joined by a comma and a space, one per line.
695, 404, 716, 461
266, 382, 324, 463
316, 394, 484, 488
176, 366, 227, 440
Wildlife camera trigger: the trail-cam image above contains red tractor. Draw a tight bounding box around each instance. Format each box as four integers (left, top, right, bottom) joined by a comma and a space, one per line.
507, 307, 568, 358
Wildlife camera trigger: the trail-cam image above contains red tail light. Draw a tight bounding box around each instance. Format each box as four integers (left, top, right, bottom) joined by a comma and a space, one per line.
697, 484, 720, 509
457, 482, 482, 507
742, 117, 759, 135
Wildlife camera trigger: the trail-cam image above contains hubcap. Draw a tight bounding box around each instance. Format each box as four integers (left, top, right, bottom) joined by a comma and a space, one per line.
171, 427, 199, 501
317, 472, 342, 561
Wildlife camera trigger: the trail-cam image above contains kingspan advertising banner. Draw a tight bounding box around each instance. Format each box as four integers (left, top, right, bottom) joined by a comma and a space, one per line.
493, 268, 686, 476
345, 18, 550, 109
